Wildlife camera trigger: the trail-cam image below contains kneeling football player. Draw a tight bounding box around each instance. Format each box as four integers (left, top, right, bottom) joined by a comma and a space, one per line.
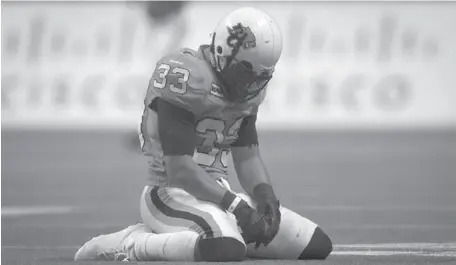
75, 6, 332, 262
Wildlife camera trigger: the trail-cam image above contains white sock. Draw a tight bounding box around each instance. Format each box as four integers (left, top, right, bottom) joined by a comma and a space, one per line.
132, 230, 199, 261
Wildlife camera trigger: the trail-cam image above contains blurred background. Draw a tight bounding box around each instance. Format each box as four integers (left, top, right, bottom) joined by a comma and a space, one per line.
2, 1, 456, 260
3, 1, 456, 129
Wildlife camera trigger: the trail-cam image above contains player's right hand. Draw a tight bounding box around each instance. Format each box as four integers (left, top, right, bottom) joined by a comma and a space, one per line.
231, 200, 268, 246
221, 191, 268, 247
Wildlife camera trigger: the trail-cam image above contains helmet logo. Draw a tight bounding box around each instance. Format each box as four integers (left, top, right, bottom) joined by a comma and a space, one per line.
226, 23, 256, 50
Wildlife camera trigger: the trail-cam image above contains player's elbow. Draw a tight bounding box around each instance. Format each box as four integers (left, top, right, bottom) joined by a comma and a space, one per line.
299, 227, 333, 260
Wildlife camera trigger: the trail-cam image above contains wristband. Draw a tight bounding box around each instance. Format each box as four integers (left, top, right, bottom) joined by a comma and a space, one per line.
221, 191, 241, 213
227, 196, 242, 213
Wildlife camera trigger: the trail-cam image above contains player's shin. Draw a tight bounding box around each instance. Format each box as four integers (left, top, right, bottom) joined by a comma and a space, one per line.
131, 230, 199, 261
298, 227, 332, 260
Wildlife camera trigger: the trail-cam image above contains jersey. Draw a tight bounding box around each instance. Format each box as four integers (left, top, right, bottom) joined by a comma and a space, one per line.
139, 46, 266, 186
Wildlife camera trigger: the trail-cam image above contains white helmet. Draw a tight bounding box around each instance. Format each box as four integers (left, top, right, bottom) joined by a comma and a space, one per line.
209, 7, 283, 102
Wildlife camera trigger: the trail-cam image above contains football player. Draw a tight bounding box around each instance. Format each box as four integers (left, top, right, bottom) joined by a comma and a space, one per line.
75, 7, 332, 262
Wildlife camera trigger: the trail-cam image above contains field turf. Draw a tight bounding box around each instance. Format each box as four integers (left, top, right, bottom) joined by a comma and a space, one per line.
2, 128, 456, 264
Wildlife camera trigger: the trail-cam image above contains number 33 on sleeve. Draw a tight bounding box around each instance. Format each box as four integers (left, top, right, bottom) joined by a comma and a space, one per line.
150, 53, 213, 115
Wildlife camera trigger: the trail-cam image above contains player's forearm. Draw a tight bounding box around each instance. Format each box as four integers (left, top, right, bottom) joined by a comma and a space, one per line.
232, 147, 272, 197
167, 156, 228, 205
233, 148, 279, 213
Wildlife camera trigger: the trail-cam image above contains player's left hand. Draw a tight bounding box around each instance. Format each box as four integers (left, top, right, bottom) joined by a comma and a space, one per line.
255, 199, 281, 248
253, 183, 281, 249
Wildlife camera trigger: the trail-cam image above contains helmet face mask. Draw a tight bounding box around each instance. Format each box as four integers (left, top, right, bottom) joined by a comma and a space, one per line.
217, 58, 272, 102
209, 7, 282, 103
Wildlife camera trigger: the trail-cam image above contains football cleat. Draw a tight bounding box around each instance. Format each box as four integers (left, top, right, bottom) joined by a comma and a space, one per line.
74, 223, 149, 261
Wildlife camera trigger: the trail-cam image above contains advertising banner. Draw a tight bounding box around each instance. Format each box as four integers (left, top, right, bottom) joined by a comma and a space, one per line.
2, 1, 456, 129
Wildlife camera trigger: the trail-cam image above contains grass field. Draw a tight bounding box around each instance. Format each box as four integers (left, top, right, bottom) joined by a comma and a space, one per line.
2, 128, 456, 264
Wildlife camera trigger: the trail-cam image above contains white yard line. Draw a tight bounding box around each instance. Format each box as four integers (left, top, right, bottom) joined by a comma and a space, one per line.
331, 250, 456, 257
336, 242, 456, 249
329, 224, 456, 230
332, 242, 456, 257
1, 246, 80, 250
1, 206, 76, 217
2, 243, 456, 258
3, 223, 125, 228
300, 205, 456, 212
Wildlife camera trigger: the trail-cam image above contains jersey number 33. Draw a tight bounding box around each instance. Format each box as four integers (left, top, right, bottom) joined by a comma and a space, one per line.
152, 63, 243, 168
153, 63, 189, 94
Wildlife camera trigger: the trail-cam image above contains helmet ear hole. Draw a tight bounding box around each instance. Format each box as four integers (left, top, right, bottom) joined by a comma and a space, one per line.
216, 46, 223, 54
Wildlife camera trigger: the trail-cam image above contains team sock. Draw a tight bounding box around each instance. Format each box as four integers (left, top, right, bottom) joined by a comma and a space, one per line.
131, 230, 199, 261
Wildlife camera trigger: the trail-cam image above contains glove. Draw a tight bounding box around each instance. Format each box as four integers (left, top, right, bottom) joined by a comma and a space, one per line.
221, 191, 268, 246
253, 183, 281, 248
255, 199, 281, 248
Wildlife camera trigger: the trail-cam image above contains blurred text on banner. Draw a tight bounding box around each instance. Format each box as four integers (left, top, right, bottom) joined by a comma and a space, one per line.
2, 1, 456, 129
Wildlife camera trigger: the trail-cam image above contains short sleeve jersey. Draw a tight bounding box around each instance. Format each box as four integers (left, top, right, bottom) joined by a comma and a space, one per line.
140, 46, 267, 185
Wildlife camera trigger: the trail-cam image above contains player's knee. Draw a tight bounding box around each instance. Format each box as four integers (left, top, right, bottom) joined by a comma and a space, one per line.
196, 236, 246, 262
299, 227, 333, 260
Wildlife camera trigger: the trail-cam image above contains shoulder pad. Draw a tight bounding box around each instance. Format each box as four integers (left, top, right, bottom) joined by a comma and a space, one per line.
151, 50, 213, 114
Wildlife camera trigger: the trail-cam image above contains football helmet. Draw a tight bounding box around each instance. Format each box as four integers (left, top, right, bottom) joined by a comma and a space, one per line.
209, 7, 283, 102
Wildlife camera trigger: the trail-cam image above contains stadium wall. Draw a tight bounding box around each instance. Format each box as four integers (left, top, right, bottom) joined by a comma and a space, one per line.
2, 1, 456, 130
